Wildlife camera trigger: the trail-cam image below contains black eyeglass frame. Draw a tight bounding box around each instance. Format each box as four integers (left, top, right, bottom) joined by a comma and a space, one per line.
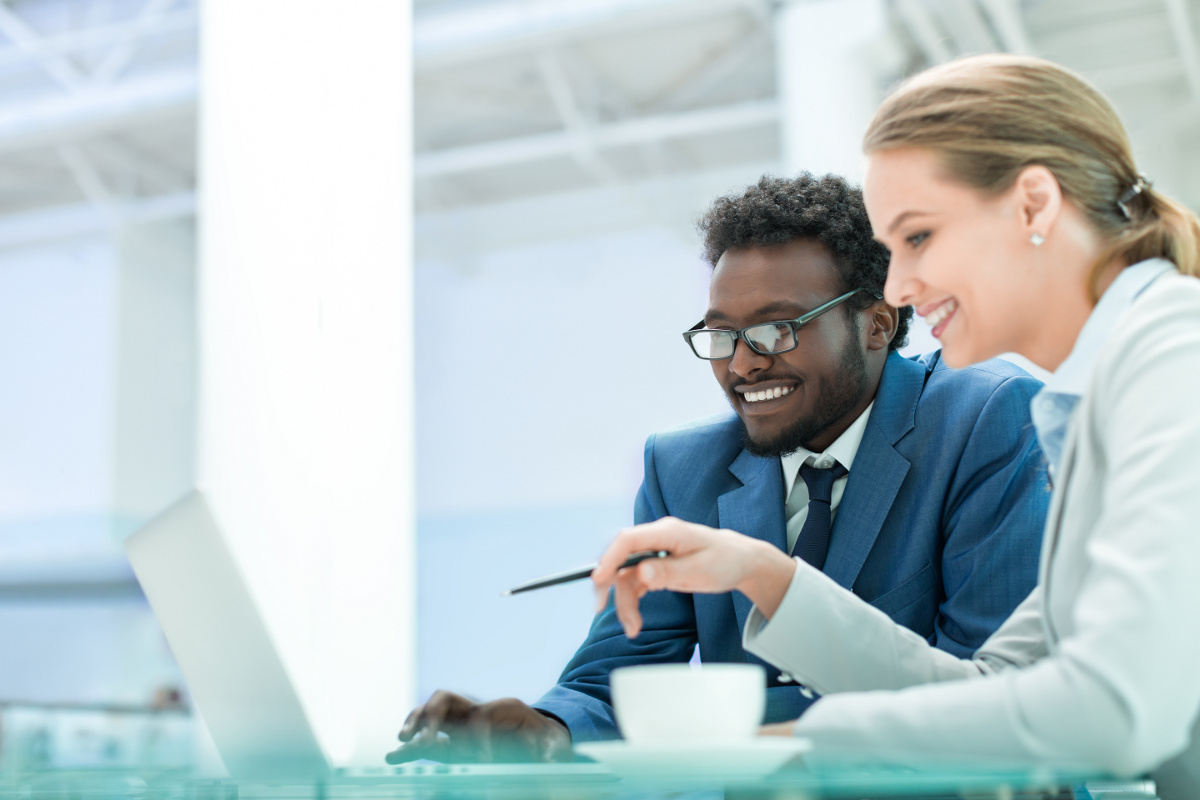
682, 288, 880, 361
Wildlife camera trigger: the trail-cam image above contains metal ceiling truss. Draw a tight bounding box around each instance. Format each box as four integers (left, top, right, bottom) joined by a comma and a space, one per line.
414, 0, 775, 189
1163, 0, 1200, 100
0, 0, 1195, 231
414, 98, 780, 180
0, 0, 196, 230
895, 0, 1034, 63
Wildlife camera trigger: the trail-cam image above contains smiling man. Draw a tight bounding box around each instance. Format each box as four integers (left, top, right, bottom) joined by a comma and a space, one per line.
695, 240, 878, 458
388, 173, 1048, 763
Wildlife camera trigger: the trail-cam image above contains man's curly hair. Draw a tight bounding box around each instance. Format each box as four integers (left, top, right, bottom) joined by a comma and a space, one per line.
697, 173, 912, 351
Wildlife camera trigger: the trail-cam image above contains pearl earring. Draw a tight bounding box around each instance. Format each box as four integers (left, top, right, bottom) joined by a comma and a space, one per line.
1030, 232, 1045, 246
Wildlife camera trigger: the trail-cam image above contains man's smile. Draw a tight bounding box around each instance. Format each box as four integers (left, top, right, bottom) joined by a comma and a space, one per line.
733, 381, 800, 414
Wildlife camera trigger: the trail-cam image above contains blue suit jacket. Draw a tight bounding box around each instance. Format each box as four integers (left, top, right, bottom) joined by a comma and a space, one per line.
534, 351, 1049, 741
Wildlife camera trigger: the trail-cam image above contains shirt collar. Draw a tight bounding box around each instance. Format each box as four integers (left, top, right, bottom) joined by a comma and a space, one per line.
1043, 258, 1174, 398
780, 400, 874, 500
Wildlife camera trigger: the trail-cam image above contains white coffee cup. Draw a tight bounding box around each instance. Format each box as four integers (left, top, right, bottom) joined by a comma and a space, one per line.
610, 663, 767, 744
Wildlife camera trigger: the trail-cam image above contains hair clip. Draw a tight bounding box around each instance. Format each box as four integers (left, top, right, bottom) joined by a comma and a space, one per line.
1117, 174, 1152, 220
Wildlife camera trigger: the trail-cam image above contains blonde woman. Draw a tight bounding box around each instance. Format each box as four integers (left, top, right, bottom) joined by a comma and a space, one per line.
593, 54, 1200, 796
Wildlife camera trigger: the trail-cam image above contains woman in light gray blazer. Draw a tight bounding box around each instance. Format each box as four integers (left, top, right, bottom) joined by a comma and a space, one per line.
593, 54, 1200, 797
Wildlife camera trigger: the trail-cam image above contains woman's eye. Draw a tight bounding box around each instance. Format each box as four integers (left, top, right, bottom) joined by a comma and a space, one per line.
906, 231, 930, 248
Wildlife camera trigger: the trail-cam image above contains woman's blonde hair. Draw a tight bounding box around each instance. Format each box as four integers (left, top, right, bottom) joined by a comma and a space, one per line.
863, 54, 1200, 298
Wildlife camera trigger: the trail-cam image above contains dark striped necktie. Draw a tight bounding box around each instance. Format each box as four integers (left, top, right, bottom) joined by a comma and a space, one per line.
790, 462, 848, 570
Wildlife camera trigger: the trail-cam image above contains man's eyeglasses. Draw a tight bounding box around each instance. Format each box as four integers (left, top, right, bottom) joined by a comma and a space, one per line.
682, 288, 877, 361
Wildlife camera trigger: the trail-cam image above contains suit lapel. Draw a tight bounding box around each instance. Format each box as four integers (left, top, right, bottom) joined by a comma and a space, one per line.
718, 449, 786, 634
823, 352, 922, 590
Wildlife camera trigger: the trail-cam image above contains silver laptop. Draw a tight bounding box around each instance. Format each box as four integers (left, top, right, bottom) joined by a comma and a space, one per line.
125, 491, 331, 779
125, 490, 610, 784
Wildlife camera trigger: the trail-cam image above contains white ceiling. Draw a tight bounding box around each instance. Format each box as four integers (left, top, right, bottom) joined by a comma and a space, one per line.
412, 0, 1200, 211
0, 0, 1196, 245
0, 0, 196, 230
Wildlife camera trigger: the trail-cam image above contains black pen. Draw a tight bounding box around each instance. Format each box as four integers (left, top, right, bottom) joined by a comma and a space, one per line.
502, 550, 670, 596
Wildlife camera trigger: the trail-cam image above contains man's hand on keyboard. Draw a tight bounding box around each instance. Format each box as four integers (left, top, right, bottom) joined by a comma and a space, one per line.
386, 690, 572, 764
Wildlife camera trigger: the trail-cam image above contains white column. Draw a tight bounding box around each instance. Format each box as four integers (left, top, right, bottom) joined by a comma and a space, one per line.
774, 0, 889, 183
111, 220, 196, 541
199, 1, 414, 767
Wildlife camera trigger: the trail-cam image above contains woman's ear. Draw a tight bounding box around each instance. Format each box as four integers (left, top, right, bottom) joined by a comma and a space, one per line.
1013, 164, 1063, 241
866, 302, 898, 351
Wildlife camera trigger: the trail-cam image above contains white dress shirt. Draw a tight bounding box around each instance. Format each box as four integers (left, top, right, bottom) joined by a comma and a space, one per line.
780, 402, 874, 554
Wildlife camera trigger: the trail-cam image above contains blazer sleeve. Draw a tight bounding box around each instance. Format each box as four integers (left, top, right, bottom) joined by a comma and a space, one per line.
532, 434, 699, 741
744, 561, 1047, 694
752, 289, 1200, 779
930, 371, 1049, 657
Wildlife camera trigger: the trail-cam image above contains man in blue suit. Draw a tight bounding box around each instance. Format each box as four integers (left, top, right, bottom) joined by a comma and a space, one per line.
388, 173, 1047, 762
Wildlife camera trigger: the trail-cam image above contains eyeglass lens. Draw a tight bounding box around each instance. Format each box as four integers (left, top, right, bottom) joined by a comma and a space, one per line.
691, 322, 796, 358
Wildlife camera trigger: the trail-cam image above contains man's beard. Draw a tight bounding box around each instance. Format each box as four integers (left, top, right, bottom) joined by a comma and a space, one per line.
738, 341, 871, 458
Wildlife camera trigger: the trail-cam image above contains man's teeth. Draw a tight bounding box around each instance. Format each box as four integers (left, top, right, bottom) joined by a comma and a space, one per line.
743, 385, 793, 403
925, 299, 958, 328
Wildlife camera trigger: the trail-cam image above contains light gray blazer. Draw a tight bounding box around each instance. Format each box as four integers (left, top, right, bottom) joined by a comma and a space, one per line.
744, 267, 1200, 798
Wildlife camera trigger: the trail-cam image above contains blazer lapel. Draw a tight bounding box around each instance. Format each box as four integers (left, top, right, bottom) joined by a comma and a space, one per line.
1039, 421, 1077, 575
718, 449, 786, 634
823, 352, 921, 590
1037, 395, 1082, 645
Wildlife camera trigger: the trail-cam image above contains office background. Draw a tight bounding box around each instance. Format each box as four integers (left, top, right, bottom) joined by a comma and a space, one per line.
0, 0, 1198, 767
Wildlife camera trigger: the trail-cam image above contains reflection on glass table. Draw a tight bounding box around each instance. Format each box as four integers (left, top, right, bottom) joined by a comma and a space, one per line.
0, 757, 1145, 800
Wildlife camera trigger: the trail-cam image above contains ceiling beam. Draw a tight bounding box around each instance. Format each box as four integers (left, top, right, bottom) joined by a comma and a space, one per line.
1084, 56, 1185, 92
0, 2, 86, 91
414, 0, 767, 68
650, 22, 766, 111
1164, 0, 1200, 101
896, 0, 954, 64
0, 190, 194, 250
415, 98, 778, 179
537, 51, 622, 184
978, 0, 1034, 55
935, 0, 1001, 54
0, 68, 196, 155
57, 143, 116, 216
89, 0, 181, 87
85, 136, 192, 192
1038, 16, 1168, 60
0, 6, 196, 70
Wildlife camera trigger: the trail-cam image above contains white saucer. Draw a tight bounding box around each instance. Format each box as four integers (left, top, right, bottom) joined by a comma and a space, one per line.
575, 737, 811, 780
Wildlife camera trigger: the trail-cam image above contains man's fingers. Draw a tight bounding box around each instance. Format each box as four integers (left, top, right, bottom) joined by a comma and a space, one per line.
542, 730, 572, 763
385, 736, 453, 764
592, 517, 685, 586
414, 691, 475, 743
508, 726, 549, 764
391, 694, 570, 766
387, 736, 487, 765
398, 704, 424, 741
384, 745, 412, 765
417, 692, 451, 743
613, 570, 644, 638
637, 551, 710, 593
637, 556, 670, 590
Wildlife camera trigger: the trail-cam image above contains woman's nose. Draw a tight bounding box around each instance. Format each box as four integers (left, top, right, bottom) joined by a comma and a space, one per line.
884, 255, 922, 309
